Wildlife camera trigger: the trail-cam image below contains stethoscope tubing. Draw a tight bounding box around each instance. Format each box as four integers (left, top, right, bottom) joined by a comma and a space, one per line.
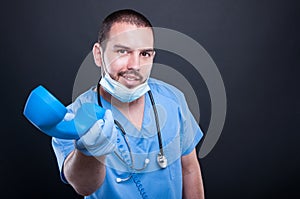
96, 81, 167, 174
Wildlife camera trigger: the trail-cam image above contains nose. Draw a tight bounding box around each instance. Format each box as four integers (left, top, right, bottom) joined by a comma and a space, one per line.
127, 51, 140, 70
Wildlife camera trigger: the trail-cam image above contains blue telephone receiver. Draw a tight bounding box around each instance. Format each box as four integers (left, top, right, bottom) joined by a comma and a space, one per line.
23, 85, 105, 139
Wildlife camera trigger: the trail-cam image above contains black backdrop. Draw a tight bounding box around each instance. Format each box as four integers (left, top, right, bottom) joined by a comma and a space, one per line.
1, 0, 299, 198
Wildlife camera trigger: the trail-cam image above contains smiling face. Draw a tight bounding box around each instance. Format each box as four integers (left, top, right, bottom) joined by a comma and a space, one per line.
94, 22, 155, 89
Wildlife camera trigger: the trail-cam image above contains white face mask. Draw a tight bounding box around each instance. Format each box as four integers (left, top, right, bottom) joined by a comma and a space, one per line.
99, 46, 151, 103
100, 72, 150, 103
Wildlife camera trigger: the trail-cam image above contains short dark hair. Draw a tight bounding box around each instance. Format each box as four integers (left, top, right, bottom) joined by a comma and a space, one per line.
98, 9, 153, 45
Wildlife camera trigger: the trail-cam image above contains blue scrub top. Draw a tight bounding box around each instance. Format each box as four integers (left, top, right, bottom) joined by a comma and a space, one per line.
52, 78, 203, 199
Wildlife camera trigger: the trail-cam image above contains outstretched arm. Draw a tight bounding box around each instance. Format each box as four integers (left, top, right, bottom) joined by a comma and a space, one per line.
64, 110, 117, 196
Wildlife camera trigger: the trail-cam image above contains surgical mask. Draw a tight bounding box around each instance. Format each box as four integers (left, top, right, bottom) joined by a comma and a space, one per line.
100, 72, 150, 103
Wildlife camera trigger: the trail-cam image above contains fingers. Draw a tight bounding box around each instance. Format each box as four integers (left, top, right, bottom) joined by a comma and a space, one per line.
102, 110, 115, 139
64, 112, 75, 121
81, 119, 104, 147
103, 109, 113, 121
75, 109, 117, 157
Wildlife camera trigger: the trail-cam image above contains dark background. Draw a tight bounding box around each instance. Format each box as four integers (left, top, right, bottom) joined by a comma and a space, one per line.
1, 0, 299, 198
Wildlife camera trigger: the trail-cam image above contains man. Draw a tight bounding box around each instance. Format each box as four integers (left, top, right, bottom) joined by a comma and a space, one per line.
52, 9, 205, 198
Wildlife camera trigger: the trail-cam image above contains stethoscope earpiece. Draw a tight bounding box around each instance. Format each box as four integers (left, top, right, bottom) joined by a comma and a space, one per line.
116, 175, 132, 183
144, 158, 150, 165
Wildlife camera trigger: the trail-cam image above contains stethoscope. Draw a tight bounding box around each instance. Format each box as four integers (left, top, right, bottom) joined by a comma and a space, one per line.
96, 81, 168, 183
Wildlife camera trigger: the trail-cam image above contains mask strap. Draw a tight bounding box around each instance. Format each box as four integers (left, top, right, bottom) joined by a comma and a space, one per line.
97, 77, 102, 107
100, 47, 110, 77
97, 46, 107, 107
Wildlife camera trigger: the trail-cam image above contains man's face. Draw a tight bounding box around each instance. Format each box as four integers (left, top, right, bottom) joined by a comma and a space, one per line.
101, 22, 155, 89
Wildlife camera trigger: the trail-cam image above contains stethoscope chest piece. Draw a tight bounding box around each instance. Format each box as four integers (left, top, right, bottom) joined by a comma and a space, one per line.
157, 152, 168, 169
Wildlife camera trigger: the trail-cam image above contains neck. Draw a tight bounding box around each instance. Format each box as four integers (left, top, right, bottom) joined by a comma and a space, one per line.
99, 86, 145, 130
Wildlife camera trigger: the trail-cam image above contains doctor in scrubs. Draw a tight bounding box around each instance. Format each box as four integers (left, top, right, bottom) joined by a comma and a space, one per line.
52, 9, 205, 199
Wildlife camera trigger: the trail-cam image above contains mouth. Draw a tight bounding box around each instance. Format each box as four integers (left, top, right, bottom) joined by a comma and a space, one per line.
118, 70, 143, 81
117, 70, 143, 88
122, 73, 141, 81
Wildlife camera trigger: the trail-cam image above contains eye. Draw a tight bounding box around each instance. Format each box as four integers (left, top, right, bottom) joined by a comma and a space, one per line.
117, 49, 128, 54
140, 51, 151, 57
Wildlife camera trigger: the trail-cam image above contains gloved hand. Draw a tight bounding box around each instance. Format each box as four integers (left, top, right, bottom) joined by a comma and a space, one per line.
75, 109, 117, 157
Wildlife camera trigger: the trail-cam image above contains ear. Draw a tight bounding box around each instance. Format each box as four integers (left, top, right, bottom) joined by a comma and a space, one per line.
92, 43, 102, 67
152, 50, 156, 59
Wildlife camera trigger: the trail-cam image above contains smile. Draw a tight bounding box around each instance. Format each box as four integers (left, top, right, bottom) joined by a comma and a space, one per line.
122, 74, 141, 81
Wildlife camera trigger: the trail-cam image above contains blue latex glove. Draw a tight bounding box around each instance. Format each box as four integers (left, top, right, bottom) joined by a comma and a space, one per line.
75, 110, 117, 157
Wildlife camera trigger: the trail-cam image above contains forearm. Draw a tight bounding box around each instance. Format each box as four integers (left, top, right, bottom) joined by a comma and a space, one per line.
181, 149, 205, 199
62, 110, 117, 196
64, 149, 106, 196
182, 167, 204, 199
